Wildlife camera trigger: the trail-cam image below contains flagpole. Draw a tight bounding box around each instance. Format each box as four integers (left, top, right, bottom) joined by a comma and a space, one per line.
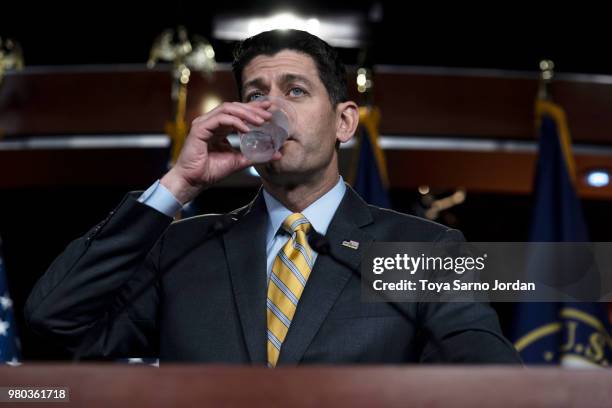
537, 59, 554, 101
147, 27, 216, 167
0, 37, 24, 139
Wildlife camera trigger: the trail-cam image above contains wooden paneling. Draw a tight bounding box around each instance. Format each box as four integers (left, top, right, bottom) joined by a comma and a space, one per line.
1, 65, 612, 197
0, 148, 169, 188
2, 66, 612, 142
385, 149, 612, 200
373, 69, 612, 143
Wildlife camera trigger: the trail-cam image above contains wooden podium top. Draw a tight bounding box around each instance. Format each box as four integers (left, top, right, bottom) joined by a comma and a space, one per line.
0, 364, 611, 407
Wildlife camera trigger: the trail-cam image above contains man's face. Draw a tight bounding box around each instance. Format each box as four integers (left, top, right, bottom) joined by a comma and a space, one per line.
241, 50, 339, 185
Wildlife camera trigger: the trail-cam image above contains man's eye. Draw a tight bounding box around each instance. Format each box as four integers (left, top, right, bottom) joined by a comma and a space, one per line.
247, 92, 265, 102
288, 87, 305, 97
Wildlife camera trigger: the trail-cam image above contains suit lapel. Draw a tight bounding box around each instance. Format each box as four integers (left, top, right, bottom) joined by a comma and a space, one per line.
222, 189, 268, 364
277, 186, 374, 365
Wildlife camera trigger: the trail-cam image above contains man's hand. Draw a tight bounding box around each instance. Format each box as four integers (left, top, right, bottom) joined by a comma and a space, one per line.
161, 100, 276, 204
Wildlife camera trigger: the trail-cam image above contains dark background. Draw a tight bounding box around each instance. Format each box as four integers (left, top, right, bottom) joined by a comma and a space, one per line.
1, 1, 610, 73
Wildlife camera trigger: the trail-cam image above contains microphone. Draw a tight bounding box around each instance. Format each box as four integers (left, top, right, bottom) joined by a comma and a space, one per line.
308, 232, 331, 254
73, 214, 238, 362
210, 214, 237, 234
308, 231, 450, 363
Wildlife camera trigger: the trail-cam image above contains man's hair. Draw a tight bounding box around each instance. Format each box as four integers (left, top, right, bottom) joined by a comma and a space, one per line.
232, 29, 348, 107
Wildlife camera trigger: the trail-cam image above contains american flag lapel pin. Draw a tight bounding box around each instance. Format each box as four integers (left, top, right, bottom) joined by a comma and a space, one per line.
341, 240, 360, 250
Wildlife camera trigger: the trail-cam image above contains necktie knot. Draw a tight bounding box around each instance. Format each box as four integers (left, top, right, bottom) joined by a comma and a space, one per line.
282, 213, 311, 235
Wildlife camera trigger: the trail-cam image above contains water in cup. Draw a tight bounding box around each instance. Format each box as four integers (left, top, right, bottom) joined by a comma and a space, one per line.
240, 96, 295, 163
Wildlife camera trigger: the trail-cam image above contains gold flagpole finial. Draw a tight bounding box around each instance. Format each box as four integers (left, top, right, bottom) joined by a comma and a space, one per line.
538, 59, 555, 101
356, 67, 374, 107
148, 27, 216, 166
0, 37, 24, 139
0, 37, 23, 86
356, 67, 373, 94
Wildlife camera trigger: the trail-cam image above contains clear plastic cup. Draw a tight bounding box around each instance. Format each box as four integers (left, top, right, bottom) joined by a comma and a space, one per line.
240, 96, 296, 163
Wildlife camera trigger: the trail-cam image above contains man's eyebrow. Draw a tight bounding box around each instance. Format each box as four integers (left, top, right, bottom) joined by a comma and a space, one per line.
242, 74, 315, 93
243, 77, 268, 91
280, 73, 315, 88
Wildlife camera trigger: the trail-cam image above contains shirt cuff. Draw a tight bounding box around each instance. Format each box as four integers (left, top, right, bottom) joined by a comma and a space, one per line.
137, 180, 183, 217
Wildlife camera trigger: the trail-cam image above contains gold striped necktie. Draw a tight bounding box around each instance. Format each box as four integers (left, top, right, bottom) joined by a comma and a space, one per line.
267, 213, 313, 367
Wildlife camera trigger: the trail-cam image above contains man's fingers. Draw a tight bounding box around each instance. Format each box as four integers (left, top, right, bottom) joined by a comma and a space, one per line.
193, 101, 272, 128
190, 113, 250, 143
218, 102, 272, 125
228, 102, 272, 124
213, 113, 251, 134
211, 149, 252, 174
188, 100, 277, 152
233, 151, 253, 170
246, 99, 272, 110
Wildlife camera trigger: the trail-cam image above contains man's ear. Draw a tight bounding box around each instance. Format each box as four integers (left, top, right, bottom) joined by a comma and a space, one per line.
335, 101, 359, 144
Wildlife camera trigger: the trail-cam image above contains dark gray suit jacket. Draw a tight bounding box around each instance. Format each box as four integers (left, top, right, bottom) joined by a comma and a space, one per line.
25, 185, 521, 364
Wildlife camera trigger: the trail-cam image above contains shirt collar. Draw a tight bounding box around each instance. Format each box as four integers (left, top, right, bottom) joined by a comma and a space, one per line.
263, 176, 346, 244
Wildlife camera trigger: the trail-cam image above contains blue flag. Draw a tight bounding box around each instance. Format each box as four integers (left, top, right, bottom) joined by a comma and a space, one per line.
351, 107, 391, 208
0, 237, 20, 364
512, 99, 612, 366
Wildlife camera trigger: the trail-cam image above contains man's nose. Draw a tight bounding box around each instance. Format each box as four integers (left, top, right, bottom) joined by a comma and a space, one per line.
267, 86, 284, 99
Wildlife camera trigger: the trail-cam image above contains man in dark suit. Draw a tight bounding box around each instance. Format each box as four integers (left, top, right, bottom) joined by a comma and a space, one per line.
25, 29, 521, 365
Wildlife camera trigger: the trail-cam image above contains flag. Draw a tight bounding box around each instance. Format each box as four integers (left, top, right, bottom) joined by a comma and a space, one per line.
511, 99, 612, 366
350, 106, 391, 208
0, 236, 20, 364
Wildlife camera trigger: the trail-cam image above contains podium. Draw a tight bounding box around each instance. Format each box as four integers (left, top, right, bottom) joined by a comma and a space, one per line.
1, 365, 611, 407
